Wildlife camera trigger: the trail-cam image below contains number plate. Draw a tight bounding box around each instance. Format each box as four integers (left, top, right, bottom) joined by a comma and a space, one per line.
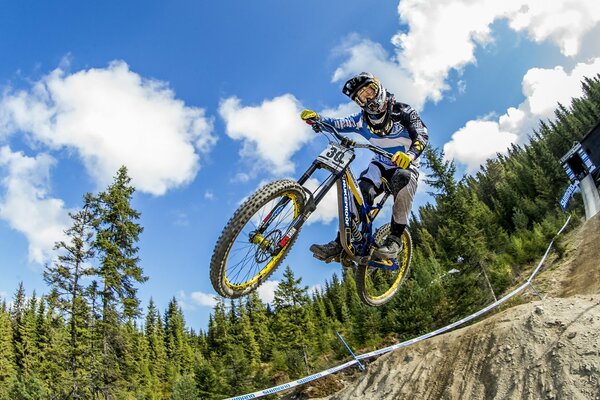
317, 143, 354, 172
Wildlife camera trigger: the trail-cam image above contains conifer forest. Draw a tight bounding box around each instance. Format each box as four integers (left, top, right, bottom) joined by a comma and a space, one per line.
1, 75, 599, 399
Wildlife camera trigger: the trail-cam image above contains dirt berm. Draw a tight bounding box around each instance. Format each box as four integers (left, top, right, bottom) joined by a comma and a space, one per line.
312, 214, 600, 400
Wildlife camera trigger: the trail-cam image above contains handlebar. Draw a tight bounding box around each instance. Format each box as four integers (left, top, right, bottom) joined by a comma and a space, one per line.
315, 120, 395, 160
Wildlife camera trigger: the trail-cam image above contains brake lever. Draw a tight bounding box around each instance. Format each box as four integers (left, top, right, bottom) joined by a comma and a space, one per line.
340, 136, 356, 147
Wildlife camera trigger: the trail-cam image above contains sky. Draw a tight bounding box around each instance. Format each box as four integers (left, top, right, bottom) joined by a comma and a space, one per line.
1, 0, 599, 331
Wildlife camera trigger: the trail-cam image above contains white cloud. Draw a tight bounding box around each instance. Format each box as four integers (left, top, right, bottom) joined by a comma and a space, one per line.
0, 61, 216, 196
219, 94, 313, 176
303, 178, 338, 225
443, 120, 518, 172
332, 0, 600, 110
507, 0, 600, 57
308, 283, 323, 296
176, 290, 195, 311
171, 211, 189, 227
256, 279, 279, 304
445, 57, 600, 171
500, 58, 600, 139
0, 146, 70, 263
232, 172, 251, 183
320, 101, 360, 119
177, 289, 218, 310
393, 0, 505, 106
190, 291, 218, 307
332, 37, 427, 110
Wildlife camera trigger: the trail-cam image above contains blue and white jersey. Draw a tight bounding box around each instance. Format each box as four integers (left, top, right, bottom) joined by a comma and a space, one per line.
321, 102, 429, 170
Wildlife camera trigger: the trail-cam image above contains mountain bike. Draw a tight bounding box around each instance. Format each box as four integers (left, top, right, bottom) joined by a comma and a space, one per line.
210, 121, 412, 306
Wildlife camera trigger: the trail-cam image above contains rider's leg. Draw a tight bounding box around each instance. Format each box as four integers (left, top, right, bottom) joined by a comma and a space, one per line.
359, 179, 378, 206
358, 162, 385, 206
373, 168, 418, 259
310, 232, 342, 261
311, 162, 383, 261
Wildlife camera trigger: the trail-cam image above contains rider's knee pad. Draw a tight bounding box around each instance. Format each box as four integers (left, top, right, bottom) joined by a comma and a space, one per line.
359, 179, 378, 206
391, 169, 411, 196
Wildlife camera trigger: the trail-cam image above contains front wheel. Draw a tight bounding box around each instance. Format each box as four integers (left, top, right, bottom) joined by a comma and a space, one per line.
210, 179, 307, 298
356, 225, 412, 307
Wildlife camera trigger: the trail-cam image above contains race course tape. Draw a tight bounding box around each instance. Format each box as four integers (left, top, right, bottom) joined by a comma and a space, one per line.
224, 215, 572, 400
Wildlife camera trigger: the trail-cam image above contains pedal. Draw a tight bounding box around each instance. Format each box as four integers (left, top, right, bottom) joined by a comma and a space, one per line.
355, 248, 375, 266
368, 258, 399, 271
311, 252, 340, 264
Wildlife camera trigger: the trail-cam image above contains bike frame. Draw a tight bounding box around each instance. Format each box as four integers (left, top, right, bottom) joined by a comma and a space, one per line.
254, 122, 395, 265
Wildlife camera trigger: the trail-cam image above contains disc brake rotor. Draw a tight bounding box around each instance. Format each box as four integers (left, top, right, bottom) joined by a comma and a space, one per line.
252, 229, 283, 263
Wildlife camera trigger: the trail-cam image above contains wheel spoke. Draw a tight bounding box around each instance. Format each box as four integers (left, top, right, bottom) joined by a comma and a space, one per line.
222, 192, 300, 288
358, 227, 412, 306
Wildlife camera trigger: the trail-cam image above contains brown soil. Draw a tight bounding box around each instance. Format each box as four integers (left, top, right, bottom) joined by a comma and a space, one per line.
556, 214, 600, 297
305, 214, 600, 400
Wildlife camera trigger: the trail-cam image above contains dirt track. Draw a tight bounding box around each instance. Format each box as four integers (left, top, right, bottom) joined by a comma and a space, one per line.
310, 214, 600, 400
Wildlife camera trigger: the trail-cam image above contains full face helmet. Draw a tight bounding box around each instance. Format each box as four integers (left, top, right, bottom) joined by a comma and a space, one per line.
342, 72, 388, 114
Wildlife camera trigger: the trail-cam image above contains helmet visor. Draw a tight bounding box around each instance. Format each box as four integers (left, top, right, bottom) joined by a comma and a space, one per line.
355, 83, 386, 113
354, 84, 377, 107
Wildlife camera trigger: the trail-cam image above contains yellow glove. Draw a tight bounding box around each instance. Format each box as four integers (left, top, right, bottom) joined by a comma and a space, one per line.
391, 151, 413, 169
300, 109, 319, 121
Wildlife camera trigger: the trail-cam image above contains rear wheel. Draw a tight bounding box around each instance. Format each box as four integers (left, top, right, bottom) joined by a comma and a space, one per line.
210, 179, 306, 298
356, 224, 412, 306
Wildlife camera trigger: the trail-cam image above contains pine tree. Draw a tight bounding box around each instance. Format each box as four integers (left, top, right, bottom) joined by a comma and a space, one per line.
170, 374, 199, 400
325, 274, 350, 324
132, 323, 151, 398
36, 296, 70, 398
145, 299, 167, 398
120, 320, 147, 397
43, 197, 95, 398
206, 298, 230, 357
13, 290, 39, 378
10, 282, 27, 373
272, 266, 314, 377
91, 166, 147, 398
309, 292, 334, 355
245, 292, 272, 362
194, 354, 222, 399
235, 299, 261, 371
164, 298, 193, 383
0, 306, 16, 398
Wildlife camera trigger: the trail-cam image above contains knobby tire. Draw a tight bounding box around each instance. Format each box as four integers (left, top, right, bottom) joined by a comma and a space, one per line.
210, 179, 307, 298
356, 225, 413, 306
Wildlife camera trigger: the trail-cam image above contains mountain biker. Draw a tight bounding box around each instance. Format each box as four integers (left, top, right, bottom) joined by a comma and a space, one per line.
301, 72, 428, 261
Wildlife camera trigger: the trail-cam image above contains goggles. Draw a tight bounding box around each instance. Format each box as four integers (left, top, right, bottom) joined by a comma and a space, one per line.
354, 84, 377, 106
354, 83, 386, 114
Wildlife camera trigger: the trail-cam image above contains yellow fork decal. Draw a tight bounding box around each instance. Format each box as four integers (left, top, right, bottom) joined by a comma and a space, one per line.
345, 170, 363, 206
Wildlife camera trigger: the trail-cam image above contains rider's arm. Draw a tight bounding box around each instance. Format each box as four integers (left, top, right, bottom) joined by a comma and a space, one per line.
320, 112, 363, 134
391, 103, 428, 160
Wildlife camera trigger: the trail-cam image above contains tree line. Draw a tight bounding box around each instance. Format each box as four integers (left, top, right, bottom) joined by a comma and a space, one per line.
1, 75, 599, 399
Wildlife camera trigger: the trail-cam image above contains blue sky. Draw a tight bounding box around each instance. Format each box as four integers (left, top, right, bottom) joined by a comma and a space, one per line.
1, 1, 599, 330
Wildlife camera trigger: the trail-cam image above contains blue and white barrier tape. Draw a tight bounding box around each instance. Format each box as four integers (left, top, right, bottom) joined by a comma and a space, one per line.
224, 215, 571, 400
358, 213, 571, 360
225, 360, 358, 400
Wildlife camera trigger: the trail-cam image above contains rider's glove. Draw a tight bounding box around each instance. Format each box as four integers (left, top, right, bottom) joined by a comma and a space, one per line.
391, 151, 413, 169
300, 109, 322, 133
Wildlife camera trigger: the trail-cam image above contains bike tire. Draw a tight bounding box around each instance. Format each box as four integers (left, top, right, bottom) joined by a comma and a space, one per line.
210, 179, 307, 298
356, 224, 412, 307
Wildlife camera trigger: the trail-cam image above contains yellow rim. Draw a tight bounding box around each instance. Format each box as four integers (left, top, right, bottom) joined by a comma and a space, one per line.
225, 192, 300, 291
368, 234, 410, 301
